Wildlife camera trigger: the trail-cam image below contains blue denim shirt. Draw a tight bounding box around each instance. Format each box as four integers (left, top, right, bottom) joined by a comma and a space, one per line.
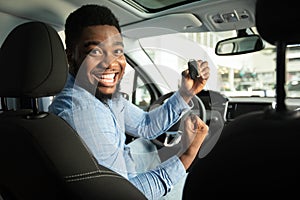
49, 74, 191, 200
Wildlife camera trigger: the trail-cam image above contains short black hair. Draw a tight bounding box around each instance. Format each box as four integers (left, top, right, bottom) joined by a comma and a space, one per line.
65, 4, 121, 51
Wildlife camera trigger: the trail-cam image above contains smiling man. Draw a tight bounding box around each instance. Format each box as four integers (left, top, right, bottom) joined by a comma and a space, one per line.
66, 16, 126, 100
49, 4, 209, 200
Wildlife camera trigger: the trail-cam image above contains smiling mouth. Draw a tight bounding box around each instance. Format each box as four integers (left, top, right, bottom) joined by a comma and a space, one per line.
93, 72, 118, 86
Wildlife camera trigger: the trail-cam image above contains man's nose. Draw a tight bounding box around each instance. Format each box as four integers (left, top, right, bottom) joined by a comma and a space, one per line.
99, 53, 116, 69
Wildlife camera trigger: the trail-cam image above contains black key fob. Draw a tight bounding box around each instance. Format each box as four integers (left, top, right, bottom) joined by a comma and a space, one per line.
188, 59, 199, 80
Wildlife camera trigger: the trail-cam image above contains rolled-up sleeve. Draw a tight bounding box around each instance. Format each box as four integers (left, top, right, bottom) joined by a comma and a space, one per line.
129, 155, 186, 200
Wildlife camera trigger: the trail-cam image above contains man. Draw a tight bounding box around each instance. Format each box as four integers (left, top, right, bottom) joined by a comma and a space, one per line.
49, 4, 209, 200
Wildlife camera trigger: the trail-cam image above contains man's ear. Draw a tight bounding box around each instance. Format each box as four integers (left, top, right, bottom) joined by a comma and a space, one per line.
65, 49, 76, 75
65, 49, 73, 63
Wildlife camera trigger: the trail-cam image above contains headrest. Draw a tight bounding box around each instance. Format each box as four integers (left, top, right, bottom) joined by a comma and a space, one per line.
0, 21, 68, 98
256, 1, 300, 45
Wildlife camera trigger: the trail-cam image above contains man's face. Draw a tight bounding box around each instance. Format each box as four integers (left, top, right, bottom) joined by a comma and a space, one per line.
71, 25, 126, 97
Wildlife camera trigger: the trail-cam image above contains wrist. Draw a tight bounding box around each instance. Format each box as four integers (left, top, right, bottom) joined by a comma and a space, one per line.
179, 88, 194, 103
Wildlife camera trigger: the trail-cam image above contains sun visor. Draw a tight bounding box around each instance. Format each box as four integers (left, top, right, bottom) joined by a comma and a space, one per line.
122, 13, 202, 39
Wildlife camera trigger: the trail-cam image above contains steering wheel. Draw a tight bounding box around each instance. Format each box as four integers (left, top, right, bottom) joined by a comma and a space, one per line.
149, 91, 207, 148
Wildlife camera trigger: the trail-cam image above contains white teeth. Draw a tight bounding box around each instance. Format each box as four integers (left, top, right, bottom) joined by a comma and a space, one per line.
101, 74, 115, 79
102, 79, 114, 83
95, 73, 115, 79
94, 73, 115, 83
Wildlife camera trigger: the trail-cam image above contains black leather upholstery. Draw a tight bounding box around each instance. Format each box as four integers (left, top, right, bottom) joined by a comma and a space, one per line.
256, 1, 300, 46
0, 22, 147, 200
0, 22, 67, 98
182, 0, 300, 197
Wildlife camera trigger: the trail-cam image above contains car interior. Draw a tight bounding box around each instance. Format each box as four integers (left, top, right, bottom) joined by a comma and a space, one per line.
0, 0, 299, 199
183, 0, 300, 196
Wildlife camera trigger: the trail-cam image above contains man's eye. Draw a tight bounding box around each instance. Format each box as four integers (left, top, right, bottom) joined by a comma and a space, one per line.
114, 49, 124, 55
89, 48, 103, 56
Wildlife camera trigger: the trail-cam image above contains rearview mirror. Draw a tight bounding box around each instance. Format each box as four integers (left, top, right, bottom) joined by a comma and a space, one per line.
215, 35, 264, 56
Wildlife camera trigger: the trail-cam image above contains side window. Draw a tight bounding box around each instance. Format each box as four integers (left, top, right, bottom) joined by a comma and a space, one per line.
0, 96, 53, 112
134, 77, 151, 111
38, 97, 53, 112
120, 63, 153, 111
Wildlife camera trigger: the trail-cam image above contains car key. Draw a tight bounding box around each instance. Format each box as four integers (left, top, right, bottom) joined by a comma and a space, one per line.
188, 59, 200, 80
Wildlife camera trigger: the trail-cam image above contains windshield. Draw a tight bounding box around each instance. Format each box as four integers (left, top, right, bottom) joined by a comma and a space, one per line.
126, 29, 300, 98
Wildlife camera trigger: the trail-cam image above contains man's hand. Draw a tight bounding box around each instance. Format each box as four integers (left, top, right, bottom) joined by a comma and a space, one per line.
179, 60, 210, 103
179, 113, 208, 170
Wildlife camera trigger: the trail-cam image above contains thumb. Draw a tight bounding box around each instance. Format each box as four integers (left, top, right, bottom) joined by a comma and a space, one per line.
182, 69, 189, 78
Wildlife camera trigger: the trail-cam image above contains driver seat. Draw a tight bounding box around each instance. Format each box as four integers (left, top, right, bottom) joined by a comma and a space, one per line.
182, 0, 300, 197
0, 21, 146, 199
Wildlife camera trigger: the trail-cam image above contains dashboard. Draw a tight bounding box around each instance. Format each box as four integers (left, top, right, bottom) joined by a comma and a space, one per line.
197, 90, 276, 125
198, 90, 300, 126
225, 99, 274, 122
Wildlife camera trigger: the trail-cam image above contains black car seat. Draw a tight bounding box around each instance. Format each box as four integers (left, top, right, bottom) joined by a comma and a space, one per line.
0, 21, 147, 200
182, 0, 300, 197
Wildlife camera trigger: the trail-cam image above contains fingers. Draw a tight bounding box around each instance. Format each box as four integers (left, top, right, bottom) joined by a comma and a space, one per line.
197, 60, 210, 80
195, 115, 209, 135
184, 114, 197, 133
182, 59, 210, 81
179, 59, 210, 101
183, 113, 208, 138
187, 113, 208, 134
180, 113, 209, 156
179, 114, 209, 170
181, 69, 189, 78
